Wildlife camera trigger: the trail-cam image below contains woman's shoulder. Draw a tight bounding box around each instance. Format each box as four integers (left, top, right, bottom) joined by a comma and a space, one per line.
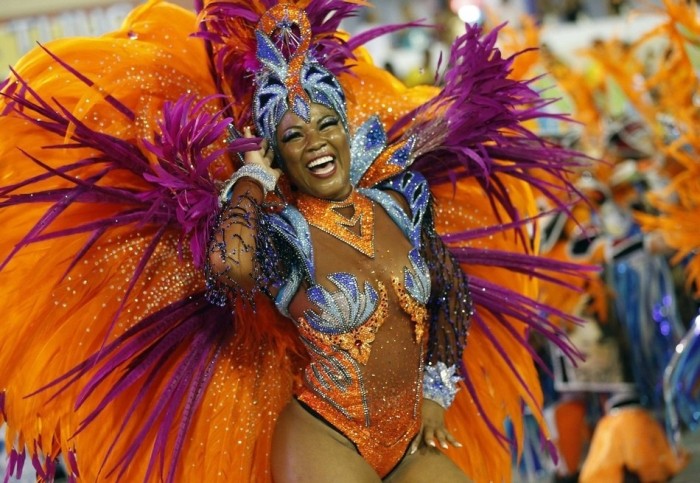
351, 116, 420, 189
362, 171, 431, 249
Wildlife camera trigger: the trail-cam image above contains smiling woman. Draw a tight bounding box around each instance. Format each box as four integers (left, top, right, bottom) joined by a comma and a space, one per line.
275, 103, 352, 201
208, 13, 473, 474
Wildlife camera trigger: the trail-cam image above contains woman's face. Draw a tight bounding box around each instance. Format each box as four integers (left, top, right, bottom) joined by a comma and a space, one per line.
275, 103, 351, 201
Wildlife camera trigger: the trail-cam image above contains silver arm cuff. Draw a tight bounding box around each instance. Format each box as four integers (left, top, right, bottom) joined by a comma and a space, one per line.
218, 164, 278, 206
423, 362, 461, 409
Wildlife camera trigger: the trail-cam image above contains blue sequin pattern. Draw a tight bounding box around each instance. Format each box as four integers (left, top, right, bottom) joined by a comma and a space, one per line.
361, 171, 430, 248
271, 171, 432, 316
305, 274, 380, 334
269, 207, 315, 317
252, 29, 348, 161
423, 362, 462, 409
349, 116, 388, 186
403, 248, 430, 306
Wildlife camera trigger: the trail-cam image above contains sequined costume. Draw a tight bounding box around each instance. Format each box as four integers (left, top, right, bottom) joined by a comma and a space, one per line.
276, 175, 433, 477
269, 149, 444, 477
0, 1, 587, 481
209, 97, 471, 475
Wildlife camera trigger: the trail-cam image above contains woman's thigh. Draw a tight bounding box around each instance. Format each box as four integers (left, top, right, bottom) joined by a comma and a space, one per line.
271, 399, 382, 483
384, 446, 472, 483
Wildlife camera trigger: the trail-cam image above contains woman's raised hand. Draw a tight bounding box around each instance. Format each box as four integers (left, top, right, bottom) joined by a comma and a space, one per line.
243, 126, 283, 183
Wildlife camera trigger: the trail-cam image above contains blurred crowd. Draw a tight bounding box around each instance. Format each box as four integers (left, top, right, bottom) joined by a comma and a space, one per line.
479, 1, 700, 482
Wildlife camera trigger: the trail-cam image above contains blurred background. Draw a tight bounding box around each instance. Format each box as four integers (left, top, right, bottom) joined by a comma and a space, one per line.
0, 0, 665, 78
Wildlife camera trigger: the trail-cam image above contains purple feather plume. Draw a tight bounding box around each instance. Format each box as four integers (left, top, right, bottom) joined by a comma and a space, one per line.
1, 65, 258, 272
398, 22, 593, 452
399, 21, 591, 365
141, 95, 259, 267
401, 24, 587, 220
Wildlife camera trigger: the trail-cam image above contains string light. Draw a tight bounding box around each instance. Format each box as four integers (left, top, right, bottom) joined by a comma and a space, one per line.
449, 0, 483, 25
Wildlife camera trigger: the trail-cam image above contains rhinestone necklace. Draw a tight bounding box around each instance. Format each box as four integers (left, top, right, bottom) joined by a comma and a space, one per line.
296, 189, 375, 258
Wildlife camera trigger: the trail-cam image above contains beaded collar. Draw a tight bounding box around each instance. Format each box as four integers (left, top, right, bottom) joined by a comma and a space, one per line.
296, 189, 375, 258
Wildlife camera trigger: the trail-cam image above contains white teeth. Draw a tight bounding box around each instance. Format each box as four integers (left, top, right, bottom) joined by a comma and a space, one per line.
313, 163, 335, 176
307, 156, 334, 169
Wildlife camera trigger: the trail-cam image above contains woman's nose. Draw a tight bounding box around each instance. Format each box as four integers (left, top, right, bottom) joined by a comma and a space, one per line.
306, 131, 326, 151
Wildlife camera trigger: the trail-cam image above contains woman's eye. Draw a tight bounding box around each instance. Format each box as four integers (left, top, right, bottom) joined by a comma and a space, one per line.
281, 131, 301, 142
320, 117, 339, 130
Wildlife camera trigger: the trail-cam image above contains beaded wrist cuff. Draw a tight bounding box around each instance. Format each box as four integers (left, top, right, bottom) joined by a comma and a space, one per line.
218, 164, 278, 206
423, 362, 461, 409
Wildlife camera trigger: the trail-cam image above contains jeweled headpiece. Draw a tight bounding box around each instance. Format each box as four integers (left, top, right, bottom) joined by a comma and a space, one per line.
199, 1, 367, 138
252, 4, 348, 155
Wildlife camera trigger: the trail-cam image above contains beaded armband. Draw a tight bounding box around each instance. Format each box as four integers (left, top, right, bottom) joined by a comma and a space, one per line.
218, 164, 278, 206
423, 362, 461, 409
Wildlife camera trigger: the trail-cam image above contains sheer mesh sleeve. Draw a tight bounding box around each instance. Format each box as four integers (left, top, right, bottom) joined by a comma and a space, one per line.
205, 178, 281, 306
421, 207, 474, 373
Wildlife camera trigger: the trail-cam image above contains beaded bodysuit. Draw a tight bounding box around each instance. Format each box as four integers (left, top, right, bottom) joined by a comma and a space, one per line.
270, 167, 432, 477
205, 115, 472, 478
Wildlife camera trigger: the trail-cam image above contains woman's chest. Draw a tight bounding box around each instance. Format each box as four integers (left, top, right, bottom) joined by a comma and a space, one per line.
288, 205, 430, 328
313, 207, 413, 283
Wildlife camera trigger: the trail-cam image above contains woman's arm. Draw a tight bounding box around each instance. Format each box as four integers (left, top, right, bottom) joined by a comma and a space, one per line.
207, 128, 282, 296
413, 216, 473, 451
422, 225, 473, 370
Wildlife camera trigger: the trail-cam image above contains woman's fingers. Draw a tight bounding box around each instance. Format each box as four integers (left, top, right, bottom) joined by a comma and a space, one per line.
241, 127, 276, 169
434, 428, 449, 449
409, 427, 422, 454
244, 126, 267, 155
261, 140, 275, 165
419, 425, 462, 451
422, 426, 438, 448
434, 428, 461, 449
419, 400, 461, 451
445, 430, 462, 448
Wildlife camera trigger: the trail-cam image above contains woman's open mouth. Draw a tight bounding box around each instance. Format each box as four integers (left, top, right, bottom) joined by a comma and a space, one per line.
306, 155, 336, 177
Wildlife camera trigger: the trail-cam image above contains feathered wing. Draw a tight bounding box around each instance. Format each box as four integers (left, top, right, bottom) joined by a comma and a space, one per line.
630, 0, 700, 295
342, 25, 590, 482
0, 2, 301, 482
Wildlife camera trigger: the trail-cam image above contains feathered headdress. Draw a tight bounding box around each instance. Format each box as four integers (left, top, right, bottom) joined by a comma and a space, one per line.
251, 4, 349, 154
196, 0, 372, 129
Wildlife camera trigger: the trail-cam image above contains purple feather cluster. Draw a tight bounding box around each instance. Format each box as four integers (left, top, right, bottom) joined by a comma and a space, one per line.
0, 46, 269, 482
24, 290, 232, 483
1, 60, 259, 274
404, 24, 586, 217
391, 23, 595, 448
141, 95, 258, 268
1, 64, 241, 483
